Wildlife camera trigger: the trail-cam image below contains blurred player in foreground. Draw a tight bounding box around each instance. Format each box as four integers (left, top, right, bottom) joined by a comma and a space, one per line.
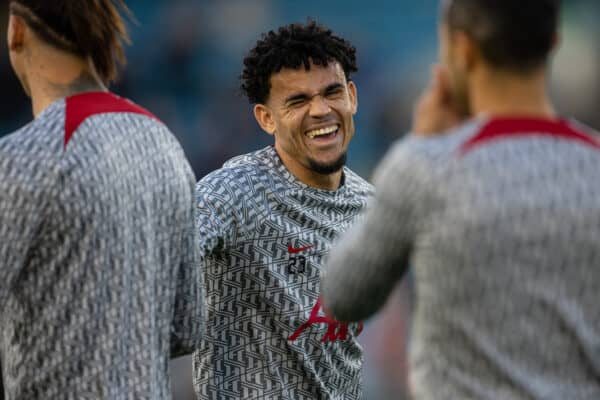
323, 0, 600, 399
193, 21, 373, 399
0, 1, 204, 398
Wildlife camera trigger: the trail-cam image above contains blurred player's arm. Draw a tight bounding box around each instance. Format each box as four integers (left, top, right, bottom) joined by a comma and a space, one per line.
322, 140, 431, 322
0, 151, 47, 312
170, 198, 207, 358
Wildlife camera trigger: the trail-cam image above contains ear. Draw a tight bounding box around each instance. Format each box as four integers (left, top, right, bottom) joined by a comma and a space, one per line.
7, 14, 27, 52
347, 81, 358, 115
452, 30, 478, 72
253, 104, 277, 136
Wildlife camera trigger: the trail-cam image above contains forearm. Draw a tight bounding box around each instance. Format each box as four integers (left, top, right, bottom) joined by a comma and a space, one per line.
322, 199, 410, 322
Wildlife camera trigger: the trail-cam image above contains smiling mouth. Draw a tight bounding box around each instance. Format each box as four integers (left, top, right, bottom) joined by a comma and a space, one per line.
305, 124, 340, 139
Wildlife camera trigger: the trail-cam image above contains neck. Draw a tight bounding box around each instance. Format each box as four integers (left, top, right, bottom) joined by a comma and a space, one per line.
470, 66, 555, 120
306, 170, 343, 191
27, 48, 105, 117
274, 145, 343, 191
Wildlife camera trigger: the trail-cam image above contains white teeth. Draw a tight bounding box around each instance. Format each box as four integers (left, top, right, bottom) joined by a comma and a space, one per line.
306, 125, 338, 138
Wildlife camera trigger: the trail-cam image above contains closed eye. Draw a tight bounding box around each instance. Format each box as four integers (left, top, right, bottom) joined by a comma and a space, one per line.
324, 84, 344, 98
287, 98, 308, 107
284, 92, 310, 108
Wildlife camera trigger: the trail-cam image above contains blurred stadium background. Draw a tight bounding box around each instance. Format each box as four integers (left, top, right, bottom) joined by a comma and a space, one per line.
1, 1, 599, 399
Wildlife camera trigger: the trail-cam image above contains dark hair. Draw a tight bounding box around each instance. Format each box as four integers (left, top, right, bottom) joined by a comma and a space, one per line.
444, 0, 560, 72
9, 0, 131, 84
241, 20, 358, 104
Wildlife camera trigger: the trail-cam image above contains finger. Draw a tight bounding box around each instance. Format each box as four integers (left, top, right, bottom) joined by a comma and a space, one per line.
428, 64, 447, 105
436, 65, 453, 104
414, 65, 446, 115
437, 66, 468, 119
429, 64, 442, 92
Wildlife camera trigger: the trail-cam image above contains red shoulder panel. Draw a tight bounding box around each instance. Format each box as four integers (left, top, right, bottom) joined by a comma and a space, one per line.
64, 91, 159, 149
458, 117, 600, 156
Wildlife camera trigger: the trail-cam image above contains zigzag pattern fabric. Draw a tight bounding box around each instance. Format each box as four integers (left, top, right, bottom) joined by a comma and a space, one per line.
0, 92, 204, 400
193, 146, 373, 399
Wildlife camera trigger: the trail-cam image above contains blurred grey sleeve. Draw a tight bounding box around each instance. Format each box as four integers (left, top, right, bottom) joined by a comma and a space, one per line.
171, 198, 207, 358
0, 151, 46, 313
322, 140, 429, 322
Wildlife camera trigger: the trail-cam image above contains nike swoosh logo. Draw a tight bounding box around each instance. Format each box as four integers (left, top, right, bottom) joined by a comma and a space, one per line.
287, 244, 314, 254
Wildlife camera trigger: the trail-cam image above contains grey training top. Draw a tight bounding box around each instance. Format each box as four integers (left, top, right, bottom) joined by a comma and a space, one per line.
323, 117, 600, 400
0, 92, 204, 400
193, 146, 373, 399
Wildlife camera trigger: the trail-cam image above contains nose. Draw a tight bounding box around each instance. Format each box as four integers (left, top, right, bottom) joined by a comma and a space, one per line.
308, 95, 331, 118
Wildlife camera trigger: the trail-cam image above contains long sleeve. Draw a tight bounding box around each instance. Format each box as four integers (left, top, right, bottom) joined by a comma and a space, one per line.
322, 139, 434, 322
171, 167, 244, 357
0, 148, 49, 312
170, 199, 207, 357
194, 175, 240, 257
191, 170, 243, 335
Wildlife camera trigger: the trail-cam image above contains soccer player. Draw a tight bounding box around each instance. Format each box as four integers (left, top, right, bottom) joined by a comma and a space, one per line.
323, 0, 600, 398
193, 21, 373, 399
0, 1, 204, 399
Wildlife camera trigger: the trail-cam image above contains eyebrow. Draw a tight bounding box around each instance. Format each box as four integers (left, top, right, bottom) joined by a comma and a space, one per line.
283, 83, 345, 105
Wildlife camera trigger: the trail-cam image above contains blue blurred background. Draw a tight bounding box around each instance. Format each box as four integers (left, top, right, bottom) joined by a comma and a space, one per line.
1, 1, 599, 399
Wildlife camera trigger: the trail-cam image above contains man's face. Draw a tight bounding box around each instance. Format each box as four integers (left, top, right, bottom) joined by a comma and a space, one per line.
440, 22, 471, 117
261, 61, 357, 177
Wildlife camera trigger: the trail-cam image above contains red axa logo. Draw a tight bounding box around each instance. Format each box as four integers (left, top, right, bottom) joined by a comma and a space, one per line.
288, 297, 363, 343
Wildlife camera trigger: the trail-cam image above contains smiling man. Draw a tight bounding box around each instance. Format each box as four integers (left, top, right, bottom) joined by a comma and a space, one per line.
192, 21, 373, 399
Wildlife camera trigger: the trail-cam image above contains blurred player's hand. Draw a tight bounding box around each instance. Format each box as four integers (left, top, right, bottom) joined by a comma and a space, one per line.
411, 64, 464, 136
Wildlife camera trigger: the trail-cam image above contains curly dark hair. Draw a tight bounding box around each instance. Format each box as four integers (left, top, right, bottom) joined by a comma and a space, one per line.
241, 20, 358, 104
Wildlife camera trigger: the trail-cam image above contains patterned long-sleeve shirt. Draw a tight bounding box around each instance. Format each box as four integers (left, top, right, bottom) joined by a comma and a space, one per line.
322, 117, 600, 400
0, 92, 204, 400
193, 146, 373, 399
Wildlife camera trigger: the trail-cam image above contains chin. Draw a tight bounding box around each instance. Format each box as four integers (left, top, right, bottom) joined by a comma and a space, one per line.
308, 153, 347, 175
